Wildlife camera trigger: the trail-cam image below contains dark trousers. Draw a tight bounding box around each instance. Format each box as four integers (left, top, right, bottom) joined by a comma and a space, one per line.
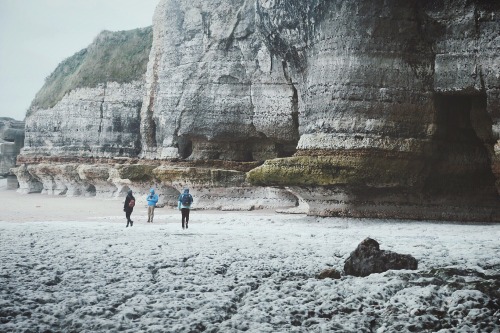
125, 209, 133, 222
181, 208, 190, 227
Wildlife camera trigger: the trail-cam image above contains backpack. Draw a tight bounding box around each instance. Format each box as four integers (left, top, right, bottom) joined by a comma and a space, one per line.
181, 194, 192, 206
128, 199, 135, 208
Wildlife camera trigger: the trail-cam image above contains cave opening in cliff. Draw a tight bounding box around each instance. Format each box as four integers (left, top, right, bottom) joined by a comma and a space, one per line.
424, 93, 497, 199
86, 184, 96, 197
177, 137, 193, 159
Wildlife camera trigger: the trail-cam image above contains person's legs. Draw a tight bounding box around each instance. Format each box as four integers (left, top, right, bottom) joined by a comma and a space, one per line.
147, 206, 153, 222
185, 209, 190, 228
181, 208, 188, 229
126, 210, 131, 227
150, 206, 155, 223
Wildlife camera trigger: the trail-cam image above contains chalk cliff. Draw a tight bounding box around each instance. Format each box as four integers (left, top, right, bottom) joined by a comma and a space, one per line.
16, 0, 500, 221
23, 28, 152, 158
0, 117, 24, 177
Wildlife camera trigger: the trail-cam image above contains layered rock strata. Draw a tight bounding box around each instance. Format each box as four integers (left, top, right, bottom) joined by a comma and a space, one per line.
23, 28, 152, 158
16, 0, 500, 220
23, 82, 144, 158
139, 0, 300, 160
246, 0, 500, 220
0, 117, 25, 177
12, 159, 297, 210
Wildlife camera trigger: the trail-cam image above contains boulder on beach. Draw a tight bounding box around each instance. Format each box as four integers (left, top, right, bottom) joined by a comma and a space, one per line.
344, 237, 418, 277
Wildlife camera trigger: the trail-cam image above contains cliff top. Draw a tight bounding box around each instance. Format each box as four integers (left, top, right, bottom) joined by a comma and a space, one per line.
28, 27, 153, 113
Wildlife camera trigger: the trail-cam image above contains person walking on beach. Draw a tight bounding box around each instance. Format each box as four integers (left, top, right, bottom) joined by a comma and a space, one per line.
124, 190, 135, 227
146, 188, 159, 223
178, 188, 193, 229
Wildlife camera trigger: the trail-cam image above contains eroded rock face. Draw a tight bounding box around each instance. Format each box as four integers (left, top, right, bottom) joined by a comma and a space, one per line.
11, 161, 297, 210
0, 118, 24, 177
139, 0, 300, 160
16, 0, 500, 220
23, 82, 143, 158
11, 164, 42, 194
245, 0, 500, 219
22, 28, 152, 159
344, 238, 418, 277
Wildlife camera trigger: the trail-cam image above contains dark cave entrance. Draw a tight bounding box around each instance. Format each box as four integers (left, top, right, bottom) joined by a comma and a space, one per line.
177, 137, 193, 159
86, 184, 97, 197
424, 93, 497, 199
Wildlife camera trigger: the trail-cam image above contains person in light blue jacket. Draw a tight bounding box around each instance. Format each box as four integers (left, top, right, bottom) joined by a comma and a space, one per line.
146, 188, 159, 223
178, 188, 193, 229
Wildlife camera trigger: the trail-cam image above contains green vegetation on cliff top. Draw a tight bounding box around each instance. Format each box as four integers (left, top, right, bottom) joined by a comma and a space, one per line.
29, 27, 153, 113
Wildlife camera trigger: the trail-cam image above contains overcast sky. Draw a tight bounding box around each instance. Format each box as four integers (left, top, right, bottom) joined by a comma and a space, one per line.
0, 0, 160, 121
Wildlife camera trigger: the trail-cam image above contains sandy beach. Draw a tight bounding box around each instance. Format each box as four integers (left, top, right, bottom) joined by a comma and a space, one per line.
0, 189, 124, 223
1, 185, 499, 332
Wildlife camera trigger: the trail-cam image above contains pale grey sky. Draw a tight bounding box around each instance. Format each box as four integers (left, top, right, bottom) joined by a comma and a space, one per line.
0, 0, 160, 120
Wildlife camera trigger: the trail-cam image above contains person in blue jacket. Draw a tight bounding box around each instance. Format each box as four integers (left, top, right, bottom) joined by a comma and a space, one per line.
178, 188, 193, 229
147, 188, 159, 223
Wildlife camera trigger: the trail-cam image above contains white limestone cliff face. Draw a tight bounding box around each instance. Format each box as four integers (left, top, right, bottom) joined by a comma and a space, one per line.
139, 0, 300, 160
21, 27, 152, 159
140, 0, 499, 172
292, 1, 436, 153
23, 82, 144, 158
14, 0, 500, 220
21, 0, 500, 166
0, 118, 24, 177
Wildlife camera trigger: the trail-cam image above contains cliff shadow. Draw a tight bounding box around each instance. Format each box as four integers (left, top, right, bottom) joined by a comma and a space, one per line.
177, 137, 193, 159
86, 184, 97, 197
423, 93, 498, 203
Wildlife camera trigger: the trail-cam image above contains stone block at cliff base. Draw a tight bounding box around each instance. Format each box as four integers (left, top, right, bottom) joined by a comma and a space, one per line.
246, 152, 425, 188
153, 166, 246, 187
117, 164, 156, 182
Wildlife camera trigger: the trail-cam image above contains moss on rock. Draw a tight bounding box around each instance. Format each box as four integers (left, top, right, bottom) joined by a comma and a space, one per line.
246, 151, 426, 188
153, 166, 246, 187
117, 164, 156, 182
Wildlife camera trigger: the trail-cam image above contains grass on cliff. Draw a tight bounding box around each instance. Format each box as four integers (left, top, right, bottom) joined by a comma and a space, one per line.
28, 27, 153, 113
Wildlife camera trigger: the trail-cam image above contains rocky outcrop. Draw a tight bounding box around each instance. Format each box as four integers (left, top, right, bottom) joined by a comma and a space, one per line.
22, 28, 152, 158
23, 82, 144, 158
12, 160, 297, 210
0, 117, 24, 177
139, 0, 300, 160
344, 238, 418, 277
16, 0, 500, 220
245, 0, 500, 220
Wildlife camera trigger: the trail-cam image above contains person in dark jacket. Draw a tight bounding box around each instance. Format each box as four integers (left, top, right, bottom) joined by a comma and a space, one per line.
124, 190, 135, 227
178, 188, 193, 229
